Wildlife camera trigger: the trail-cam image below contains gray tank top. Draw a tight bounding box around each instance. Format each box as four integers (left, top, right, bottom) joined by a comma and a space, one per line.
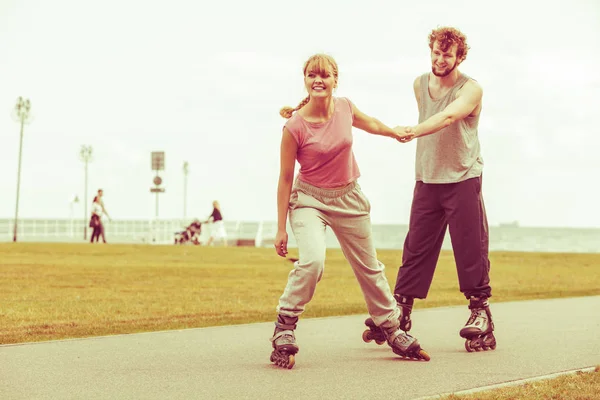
415, 72, 483, 183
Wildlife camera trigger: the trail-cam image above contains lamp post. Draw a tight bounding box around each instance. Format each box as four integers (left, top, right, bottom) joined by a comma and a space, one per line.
80, 146, 93, 240
183, 161, 189, 219
70, 195, 80, 238
11, 97, 33, 242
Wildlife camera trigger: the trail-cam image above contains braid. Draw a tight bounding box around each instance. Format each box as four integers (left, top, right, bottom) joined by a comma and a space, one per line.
279, 96, 310, 119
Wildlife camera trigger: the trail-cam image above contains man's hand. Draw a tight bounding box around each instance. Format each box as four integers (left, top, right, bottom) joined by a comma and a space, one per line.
393, 125, 415, 143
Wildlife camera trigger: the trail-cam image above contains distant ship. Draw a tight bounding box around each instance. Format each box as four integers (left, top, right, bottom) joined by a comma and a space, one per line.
499, 221, 520, 228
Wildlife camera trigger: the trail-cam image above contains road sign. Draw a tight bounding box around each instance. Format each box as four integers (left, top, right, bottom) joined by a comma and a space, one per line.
151, 151, 165, 171
150, 188, 165, 193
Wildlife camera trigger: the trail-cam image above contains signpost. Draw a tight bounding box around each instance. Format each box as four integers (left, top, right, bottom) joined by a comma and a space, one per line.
150, 152, 165, 218
150, 152, 165, 243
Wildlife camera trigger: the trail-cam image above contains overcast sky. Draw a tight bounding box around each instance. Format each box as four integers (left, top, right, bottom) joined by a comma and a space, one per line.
1, 0, 599, 227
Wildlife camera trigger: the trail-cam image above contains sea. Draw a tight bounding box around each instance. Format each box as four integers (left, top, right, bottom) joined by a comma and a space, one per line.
1, 218, 598, 254
273, 223, 600, 254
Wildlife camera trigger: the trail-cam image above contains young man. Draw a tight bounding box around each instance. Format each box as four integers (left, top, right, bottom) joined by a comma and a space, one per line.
368, 27, 496, 352
95, 189, 112, 243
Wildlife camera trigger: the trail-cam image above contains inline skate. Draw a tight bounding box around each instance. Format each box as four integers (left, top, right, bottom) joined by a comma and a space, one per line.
362, 295, 429, 361
380, 322, 430, 361
362, 295, 414, 345
459, 297, 496, 352
270, 315, 299, 369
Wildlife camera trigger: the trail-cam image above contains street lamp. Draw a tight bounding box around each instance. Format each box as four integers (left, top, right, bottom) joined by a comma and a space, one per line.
183, 161, 189, 219
11, 97, 33, 242
80, 145, 93, 240
70, 195, 80, 238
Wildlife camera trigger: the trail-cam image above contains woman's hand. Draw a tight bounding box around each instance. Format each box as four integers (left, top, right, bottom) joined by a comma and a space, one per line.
393, 125, 415, 143
274, 229, 288, 257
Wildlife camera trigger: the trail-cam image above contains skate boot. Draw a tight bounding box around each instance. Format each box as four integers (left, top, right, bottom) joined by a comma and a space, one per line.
459, 297, 496, 352
362, 295, 414, 346
269, 315, 299, 369
380, 323, 430, 361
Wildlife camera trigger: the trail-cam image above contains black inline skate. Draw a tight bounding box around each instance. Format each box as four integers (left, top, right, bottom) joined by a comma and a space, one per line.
270, 315, 299, 369
381, 324, 430, 361
362, 295, 414, 345
459, 297, 496, 352
362, 295, 429, 361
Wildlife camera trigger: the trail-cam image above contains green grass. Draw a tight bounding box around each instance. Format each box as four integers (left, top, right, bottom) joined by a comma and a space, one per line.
1, 242, 599, 399
1, 243, 599, 344
444, 366, 600, 400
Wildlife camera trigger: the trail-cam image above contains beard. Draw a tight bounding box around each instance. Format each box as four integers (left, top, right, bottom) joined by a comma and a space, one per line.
431, 60, 457, 77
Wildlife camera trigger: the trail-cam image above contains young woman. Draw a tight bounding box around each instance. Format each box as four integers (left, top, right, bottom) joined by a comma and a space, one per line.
270, 54, 429, 369
206, 201, 227, 247
89, 196, 103, 243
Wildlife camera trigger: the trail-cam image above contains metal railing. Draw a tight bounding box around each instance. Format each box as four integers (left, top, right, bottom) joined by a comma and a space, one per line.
0, 218, 275, 246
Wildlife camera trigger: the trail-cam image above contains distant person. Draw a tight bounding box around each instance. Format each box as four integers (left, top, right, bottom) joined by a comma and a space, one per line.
89, 196, 104, 243
206, 201, 227, 247
270, 53, 429, 369
186, 218, 202, 244
174, 219, 202, 245
94, 188, 112, 244
366, 27, 496, 353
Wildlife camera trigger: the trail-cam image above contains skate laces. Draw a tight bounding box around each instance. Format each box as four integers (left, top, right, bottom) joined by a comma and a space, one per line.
271, 329, 295, 345
467, 309, 478, 324
386, 328, 414, 349
395, 331, 412, 344
467, 308, 487, 326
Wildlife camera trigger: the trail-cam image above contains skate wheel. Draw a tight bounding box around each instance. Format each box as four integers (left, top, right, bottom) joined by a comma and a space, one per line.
270, 353, 275, 362
465, 340, 474, 352
362, 330, 372, 343
364, 318, 376, 328
490, 343, 497, 350
286, 354, 295, 369
375, 339, 385, 346
418, 349, 431, 361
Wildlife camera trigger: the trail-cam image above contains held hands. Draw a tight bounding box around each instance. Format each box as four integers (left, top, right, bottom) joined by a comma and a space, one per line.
274, 229, 288, 257
393, 126, 415, 143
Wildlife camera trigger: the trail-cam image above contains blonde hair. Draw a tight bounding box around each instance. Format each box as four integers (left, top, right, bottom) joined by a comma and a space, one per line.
280, 54, 339, 119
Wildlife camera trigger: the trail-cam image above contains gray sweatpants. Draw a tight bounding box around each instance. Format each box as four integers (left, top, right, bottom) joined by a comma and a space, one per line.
276, 179, 400, 328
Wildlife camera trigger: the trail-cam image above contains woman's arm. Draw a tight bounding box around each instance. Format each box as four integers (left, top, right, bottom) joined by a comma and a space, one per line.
350, 102, 409, 140
274, 128, 297, 257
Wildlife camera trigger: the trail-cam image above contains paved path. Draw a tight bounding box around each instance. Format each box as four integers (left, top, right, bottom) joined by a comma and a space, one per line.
2, 296, 599, 399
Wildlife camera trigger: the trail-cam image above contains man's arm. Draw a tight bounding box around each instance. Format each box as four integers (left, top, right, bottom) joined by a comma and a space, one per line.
411, 79, 482, 138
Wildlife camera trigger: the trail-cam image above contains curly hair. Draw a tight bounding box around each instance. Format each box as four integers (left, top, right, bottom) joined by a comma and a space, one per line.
280, 54, 339, 119
428, 27, 470, 62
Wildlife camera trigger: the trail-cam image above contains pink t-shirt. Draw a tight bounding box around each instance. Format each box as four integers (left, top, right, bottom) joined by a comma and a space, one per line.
284, 97, 360, 188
